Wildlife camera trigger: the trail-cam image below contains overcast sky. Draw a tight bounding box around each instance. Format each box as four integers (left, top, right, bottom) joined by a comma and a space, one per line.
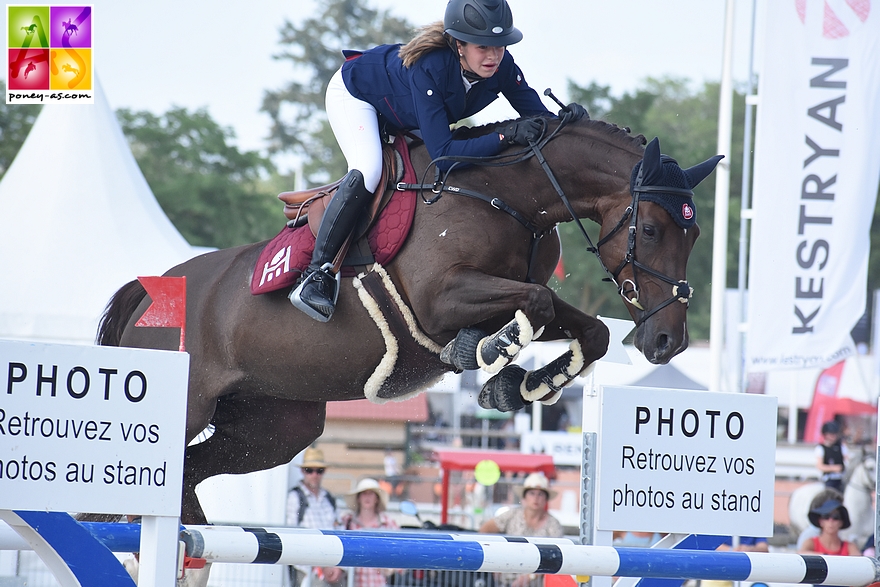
3, 0, 761, 165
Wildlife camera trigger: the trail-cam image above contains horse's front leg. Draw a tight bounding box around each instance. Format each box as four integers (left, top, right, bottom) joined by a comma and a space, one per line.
441, 308, 539, 373
416, 270, 557, 374
479, 291, 611, 412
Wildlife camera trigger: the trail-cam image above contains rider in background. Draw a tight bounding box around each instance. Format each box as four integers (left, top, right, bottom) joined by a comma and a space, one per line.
815, 420, 849, 492
290, 0, 588, 322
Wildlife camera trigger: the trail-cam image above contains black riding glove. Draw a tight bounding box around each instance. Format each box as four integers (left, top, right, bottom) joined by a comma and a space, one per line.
560, 103, 589, 121
496, 119, 542, 146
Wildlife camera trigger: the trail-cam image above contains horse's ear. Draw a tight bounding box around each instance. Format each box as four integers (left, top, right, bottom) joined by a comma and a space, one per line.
640, 137, 663, 184
684, 155, 725, 188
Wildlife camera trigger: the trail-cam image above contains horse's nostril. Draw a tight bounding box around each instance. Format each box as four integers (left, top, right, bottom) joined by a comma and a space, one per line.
656, 332, 669, 351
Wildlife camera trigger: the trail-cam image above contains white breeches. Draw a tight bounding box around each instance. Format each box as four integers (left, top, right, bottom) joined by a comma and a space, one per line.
325, 68, 383, 192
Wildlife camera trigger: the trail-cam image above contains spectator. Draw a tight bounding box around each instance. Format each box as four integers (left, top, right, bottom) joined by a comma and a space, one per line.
480, 473, 564, 587
797, 488, 845, 551
798, 499, 860, 556
815, 420, 849, 492
340, 478, 399, 587
286, 448, 344, 587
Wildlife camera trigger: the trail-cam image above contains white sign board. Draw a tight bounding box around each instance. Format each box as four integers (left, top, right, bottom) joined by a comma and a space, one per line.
596, 386, 777, 537
0, 340, 188, 516
520, 431, 582, 466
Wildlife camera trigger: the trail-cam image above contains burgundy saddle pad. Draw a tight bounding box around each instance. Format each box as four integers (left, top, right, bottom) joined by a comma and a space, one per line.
251, 138, 418, 295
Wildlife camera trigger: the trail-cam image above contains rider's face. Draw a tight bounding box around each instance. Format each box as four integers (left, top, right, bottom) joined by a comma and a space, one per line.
457, 41, 505, 79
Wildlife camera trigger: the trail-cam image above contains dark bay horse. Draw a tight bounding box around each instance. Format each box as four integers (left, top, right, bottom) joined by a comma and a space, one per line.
98, 118, 721, 524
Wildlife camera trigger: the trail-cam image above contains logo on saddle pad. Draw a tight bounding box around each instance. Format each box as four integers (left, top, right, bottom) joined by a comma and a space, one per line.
258, 246, 292, 288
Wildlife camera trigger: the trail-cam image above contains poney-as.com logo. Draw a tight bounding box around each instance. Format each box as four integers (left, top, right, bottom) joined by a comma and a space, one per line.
795, 0, 870, 38
7, 5, 93, 104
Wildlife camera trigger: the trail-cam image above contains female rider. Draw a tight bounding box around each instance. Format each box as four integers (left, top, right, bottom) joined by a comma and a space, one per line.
290, 0, 587, 322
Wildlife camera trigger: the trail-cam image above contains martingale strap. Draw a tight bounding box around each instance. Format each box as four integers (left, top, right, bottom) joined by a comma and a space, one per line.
395, 177, 541, 235
396, 172, 552, 284
397, 116, 575, 284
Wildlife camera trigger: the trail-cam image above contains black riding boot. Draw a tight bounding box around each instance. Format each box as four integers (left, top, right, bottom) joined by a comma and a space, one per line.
289, 169, 372, 322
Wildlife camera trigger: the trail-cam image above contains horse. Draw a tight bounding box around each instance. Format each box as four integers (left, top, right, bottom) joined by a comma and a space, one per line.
840, 450, 875, 548
62, 19, 78, 36
97, 117, 721, 525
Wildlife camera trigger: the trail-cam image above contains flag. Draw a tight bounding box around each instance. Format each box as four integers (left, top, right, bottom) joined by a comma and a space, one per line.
746, 1, 880, 371
135, 276, 186, 351
553, 257, 565, 281
803, 360, 845, 444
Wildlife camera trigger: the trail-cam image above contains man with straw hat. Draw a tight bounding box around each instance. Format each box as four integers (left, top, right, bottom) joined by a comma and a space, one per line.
480, 473, 564, 587
286, 447, 344, 586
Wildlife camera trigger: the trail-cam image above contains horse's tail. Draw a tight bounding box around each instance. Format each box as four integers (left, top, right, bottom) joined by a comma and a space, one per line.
96, 279, 147, 346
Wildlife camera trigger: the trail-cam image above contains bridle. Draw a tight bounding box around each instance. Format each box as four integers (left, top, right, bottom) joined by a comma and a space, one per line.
587, 164, 696, 327
398, 115, 694, 329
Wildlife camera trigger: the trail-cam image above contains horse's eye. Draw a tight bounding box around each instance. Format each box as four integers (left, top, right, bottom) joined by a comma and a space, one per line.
642, 225, 656, 238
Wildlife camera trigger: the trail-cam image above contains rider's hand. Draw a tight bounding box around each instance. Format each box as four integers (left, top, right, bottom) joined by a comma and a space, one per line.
496, 119, 542, 146
560, 103, 589, 121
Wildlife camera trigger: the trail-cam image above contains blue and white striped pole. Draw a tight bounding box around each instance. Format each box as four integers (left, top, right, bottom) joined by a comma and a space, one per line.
3, 523, 880, 586
179, 526, 880, 586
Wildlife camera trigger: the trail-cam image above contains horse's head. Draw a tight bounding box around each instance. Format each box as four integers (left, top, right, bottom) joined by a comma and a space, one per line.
597, 137, 722, 364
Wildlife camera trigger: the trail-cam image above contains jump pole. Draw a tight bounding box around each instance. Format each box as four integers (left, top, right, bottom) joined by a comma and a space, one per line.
177, 526, 880, 586
4, 523, 879, 586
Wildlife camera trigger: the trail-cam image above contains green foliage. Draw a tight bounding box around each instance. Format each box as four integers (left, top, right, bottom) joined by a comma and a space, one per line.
261, 0, 414, 185
116, 107, 281, 249
0, 81, 41, 178
561, 77, 747, 340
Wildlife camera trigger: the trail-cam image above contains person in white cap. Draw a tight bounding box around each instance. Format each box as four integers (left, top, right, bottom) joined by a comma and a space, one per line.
339, 478, 400, 587
479, 472, 564, 587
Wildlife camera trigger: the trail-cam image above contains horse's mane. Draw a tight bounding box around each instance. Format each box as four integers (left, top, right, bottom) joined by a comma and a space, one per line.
451, 117, 647, 152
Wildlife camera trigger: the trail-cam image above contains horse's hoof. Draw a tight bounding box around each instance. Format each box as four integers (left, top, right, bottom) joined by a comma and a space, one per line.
440, 327, 485, 371
479, 364, 528, 412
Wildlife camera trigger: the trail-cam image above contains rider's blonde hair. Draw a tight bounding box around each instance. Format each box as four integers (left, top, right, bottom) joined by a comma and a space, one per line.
399, 21, 456, 68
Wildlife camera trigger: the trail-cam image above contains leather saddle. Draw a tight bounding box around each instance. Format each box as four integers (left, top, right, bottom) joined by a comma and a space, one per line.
277, 142, 401, 242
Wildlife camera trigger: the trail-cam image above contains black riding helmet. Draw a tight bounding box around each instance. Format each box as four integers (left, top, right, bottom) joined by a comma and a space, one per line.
444, 0, 523, 46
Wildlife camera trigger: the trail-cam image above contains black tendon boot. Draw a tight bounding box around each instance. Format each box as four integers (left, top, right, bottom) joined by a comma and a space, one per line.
290, 169, 373, 322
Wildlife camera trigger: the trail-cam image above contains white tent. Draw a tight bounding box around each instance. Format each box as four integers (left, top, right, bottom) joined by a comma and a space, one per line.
0, 78, 197, 345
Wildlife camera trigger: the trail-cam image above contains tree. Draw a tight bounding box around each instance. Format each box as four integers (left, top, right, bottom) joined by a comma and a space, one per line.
117, 106, 281, 249
0, 81, 41, 179
261, 0, 413, 185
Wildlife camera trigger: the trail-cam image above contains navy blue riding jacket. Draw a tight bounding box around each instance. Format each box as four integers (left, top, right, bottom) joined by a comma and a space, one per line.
341, 44, 551, 170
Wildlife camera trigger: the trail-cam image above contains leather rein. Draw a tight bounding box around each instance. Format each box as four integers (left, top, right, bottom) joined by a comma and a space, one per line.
395, 114, 693, 328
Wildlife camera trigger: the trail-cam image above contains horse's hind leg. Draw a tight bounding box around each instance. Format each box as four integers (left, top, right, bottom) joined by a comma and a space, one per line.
181, 395, 326, 524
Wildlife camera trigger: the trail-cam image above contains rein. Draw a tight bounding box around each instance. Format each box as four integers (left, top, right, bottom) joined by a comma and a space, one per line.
397, 115, 693, 327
